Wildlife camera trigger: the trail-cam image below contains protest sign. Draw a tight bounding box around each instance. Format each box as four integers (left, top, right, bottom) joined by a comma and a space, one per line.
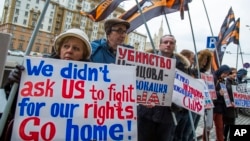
172, 69, 205, 115
116, 46, 176, 106
232, 85, 250, 108
201, 73, 217, 100
198, 79, 214, 109
220, 83, 232, 107
11, 56, 137, 141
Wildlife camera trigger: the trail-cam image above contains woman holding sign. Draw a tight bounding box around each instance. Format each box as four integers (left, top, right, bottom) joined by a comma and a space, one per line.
1, 28, 92, 140
212, 65, 231, 141
224, 67, 238, 141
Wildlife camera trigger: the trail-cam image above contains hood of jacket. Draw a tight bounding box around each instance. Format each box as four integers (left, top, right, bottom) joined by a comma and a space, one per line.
196, 49, 212, 72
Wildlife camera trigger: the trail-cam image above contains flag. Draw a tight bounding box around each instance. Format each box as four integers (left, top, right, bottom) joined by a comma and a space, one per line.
119, 0, 191, 33
227, 18, 240, 45
80, 0, 126, 22
211, 7, 236, 71
213, 18, 240, 70
217, 7, 235, 48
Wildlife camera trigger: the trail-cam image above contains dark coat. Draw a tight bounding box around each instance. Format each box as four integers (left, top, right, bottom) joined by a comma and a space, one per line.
213, 65, 231, 114
224, 77, 238, 120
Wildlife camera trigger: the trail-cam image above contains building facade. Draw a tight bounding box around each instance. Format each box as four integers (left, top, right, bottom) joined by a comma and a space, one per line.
0, 0, 147, 55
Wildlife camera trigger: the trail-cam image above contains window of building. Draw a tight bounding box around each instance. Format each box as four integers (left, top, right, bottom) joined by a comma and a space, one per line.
15, 9, 19, 15
47, 26, 51, 31
40, 24, 43, 29
14, 17, 18, 23
26, 4, 30, 9
23, 19, 27, 25
50, 11, 53, 16
44, 48, 48, 53
36, 0, 39, 4
37, 39, 41, 44
20, 35, 25, 41
25, 11, 28, 17
49, 18, 52, 24
35, 46, 40, 52
16, 1, 21, 7
18, 42, 23, 50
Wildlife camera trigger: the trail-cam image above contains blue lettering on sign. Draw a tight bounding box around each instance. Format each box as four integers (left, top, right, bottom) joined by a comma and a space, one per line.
65, 119, 125, 141
26, 59, 53, 76
61, 63, 111, 82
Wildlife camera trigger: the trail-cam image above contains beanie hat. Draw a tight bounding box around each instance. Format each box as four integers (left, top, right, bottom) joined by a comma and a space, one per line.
215, 64, 231, 77
104, 18, 130, 34
237, 68, 248, 78
54, 28, 92, 59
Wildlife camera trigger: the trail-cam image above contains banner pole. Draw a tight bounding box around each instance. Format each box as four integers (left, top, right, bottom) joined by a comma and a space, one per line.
134, 0, 156, 53
201, 0, 216, 140
0, 0, 51, 137
186, 4, 198, 141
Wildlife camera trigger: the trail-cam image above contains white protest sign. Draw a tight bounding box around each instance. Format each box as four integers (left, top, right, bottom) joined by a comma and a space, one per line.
220, 83, 232, 107
172, 69, 205, 115
116, 46, 176, 106
198, 79, 214, 109
11, 56, 137, 141
201, 73, 217, 100
232, 85, 250, 108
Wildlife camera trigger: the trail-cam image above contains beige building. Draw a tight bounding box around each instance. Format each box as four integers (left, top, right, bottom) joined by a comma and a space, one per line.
145, 19, 164, 51
0, 0, 147, 55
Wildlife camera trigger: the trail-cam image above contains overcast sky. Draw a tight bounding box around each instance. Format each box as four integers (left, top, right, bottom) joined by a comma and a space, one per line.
1, 0, 249, 70
122, 0, 250, 70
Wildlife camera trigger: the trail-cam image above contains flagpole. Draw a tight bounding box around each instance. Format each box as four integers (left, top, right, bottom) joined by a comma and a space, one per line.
134, 0, 156, 53
201, 0, 215, 140
163, 14, 172, 34
186, 4, 198, 141
0, 0, 51, 137
236, 44, 244, 69
201, 0, 221, 67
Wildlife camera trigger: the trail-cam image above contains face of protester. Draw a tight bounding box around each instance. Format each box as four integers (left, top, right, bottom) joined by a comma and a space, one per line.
59, 37, 85, 61
229, 69, 237, 79
221, 72, 230, 79
159, 35, 176, 57
107, 24, 127, 50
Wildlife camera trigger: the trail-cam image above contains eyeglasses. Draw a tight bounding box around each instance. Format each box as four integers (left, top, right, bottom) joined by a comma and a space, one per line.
111, 28, 127, 34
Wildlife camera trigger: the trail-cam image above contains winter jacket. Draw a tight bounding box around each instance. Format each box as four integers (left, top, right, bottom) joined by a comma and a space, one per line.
213, 65, 231, 114
224, 77, 238, 119
192, 49, 212, 77
90, 38, 133, 63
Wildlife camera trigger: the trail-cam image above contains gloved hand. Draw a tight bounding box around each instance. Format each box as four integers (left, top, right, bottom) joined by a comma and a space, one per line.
8, 65, 25, 84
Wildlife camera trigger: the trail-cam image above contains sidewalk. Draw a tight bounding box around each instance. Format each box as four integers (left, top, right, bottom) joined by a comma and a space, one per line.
195, 113, 250, 141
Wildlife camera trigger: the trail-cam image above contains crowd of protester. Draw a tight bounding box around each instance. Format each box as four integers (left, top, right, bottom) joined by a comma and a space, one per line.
0, 18, 249, 141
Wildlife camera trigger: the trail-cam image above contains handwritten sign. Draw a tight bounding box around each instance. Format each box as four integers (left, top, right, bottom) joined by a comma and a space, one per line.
172, 70, 205, 115
220, 83, 232, 107
198, 79, 214, 109
201, 73, 217, 100
11, 56, 137, 141
116, 46, 176, 106
232, 85, 250, 108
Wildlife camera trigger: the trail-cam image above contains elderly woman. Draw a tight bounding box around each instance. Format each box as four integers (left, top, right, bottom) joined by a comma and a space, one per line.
1, 28, 91, 140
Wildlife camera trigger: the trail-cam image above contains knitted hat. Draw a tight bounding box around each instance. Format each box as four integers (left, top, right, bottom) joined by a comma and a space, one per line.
104, 18, 130, 34
54, 28, 91, 59
216, 65, 231, 77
